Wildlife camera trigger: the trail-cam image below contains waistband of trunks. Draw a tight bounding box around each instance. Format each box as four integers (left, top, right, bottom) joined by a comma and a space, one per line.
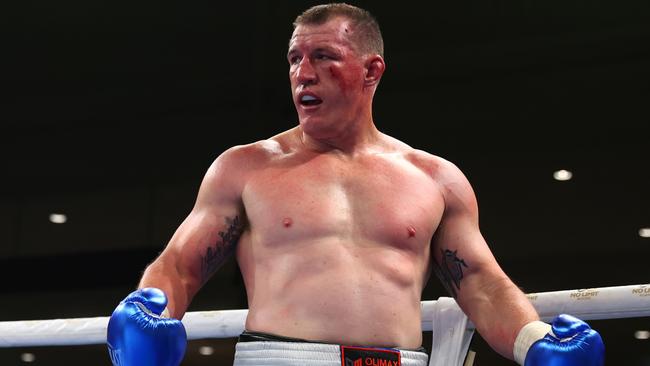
239, 330, 427, 354
233, 340, 429, 366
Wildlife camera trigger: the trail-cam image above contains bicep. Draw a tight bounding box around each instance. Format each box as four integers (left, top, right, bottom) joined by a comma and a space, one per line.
430, 161, 506, 300
431, 219, 505, 298
158, 148, 248, 291
165, 206, 245, 287
431, 212, 504, 300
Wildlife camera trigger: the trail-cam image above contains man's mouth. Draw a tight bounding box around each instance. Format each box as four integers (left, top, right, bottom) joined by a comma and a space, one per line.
299, 95, 323, 107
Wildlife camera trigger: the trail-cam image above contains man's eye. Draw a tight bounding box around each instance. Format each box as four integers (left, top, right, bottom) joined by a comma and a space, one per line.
316, 54, 330, 60
289, 56, 301, 64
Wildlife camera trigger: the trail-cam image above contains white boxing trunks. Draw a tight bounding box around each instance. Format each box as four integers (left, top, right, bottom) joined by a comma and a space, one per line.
233, 331, 429, 366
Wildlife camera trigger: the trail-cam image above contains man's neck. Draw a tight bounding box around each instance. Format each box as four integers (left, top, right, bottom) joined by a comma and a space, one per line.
298, 119, 382, 157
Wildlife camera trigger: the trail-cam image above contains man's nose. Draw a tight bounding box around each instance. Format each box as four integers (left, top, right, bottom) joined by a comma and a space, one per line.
295, 58, 318, 85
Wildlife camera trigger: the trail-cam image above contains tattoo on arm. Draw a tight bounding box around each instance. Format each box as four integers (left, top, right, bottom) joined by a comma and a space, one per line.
200, 215, 245, 284
432, 249, 468, 298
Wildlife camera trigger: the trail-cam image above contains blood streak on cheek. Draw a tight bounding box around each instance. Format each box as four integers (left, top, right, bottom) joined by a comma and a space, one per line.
329, 65, 356, 93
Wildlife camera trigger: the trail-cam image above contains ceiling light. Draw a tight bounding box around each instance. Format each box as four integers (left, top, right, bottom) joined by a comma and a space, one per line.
199, 346, 214, 356
635, 330, 650, 340
49, 213, 67, 224
21, 353, 36, 362
553, 169, 573, 181
639, 228, 650, 238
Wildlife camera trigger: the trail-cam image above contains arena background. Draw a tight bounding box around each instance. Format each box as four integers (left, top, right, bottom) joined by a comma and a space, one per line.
1, 0, 649, 364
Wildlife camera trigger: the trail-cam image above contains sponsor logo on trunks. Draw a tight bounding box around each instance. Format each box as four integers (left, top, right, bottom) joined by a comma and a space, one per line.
345, 359, 362, 366
341, 346, 401, 366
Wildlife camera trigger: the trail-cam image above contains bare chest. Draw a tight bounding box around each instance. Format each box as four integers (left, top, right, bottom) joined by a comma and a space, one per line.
242, 154, 444, 250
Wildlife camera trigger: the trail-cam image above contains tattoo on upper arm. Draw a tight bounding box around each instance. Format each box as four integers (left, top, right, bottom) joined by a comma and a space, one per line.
200, 215, 245, 284
432, 249, 468, 298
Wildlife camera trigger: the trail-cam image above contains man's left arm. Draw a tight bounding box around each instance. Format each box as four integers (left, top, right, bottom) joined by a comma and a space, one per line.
429, 160, 536, 360
429, 160, 604, 365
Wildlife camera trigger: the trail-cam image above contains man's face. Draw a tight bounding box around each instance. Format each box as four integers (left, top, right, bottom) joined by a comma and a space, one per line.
288, 17, 368, 137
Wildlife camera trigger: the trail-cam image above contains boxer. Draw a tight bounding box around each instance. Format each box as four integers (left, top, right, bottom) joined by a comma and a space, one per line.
107, 4, 604, 365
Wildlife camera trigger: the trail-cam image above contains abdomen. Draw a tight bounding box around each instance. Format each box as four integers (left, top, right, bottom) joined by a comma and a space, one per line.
240, 237, 426, 349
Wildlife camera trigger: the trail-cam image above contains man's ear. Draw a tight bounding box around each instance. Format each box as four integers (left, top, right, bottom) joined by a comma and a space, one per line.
364, 55, 385, 87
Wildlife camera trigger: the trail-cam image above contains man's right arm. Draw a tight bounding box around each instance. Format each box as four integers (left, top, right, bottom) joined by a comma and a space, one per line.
138, 145, 250, 319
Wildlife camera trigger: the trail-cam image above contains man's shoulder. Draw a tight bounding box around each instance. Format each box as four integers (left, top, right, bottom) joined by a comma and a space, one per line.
401, 148, 463, 180
378, 133, 459, 176
405, 150, 477, 212
216, 138, 288, 169
200, 139, 287, 194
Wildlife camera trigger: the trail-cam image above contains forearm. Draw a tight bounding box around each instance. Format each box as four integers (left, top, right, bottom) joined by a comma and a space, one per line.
138, 255, 200, 319
460, 275, 538, 360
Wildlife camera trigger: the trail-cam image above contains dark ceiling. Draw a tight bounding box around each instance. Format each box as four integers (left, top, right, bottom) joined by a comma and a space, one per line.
1, 0, 649, 365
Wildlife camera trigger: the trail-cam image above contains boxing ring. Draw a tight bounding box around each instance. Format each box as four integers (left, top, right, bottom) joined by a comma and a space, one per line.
1, 284, 649, 366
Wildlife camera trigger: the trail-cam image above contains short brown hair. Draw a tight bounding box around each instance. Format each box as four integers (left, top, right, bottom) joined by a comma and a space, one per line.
293, 3, 384, 58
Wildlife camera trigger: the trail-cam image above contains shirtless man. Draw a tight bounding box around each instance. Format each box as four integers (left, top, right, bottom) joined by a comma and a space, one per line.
106, 4, 604, 366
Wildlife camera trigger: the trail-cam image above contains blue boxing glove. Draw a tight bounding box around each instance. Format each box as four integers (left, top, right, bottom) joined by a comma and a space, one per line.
513, 314, 604, 366
107, 288, 187, 366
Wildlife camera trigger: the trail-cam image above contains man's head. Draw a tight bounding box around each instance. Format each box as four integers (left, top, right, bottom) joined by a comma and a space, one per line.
288, 3, 385, 140
293, 3, 384, 58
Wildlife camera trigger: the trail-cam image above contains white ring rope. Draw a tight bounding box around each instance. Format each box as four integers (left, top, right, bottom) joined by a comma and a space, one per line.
1, 284, 648, 348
